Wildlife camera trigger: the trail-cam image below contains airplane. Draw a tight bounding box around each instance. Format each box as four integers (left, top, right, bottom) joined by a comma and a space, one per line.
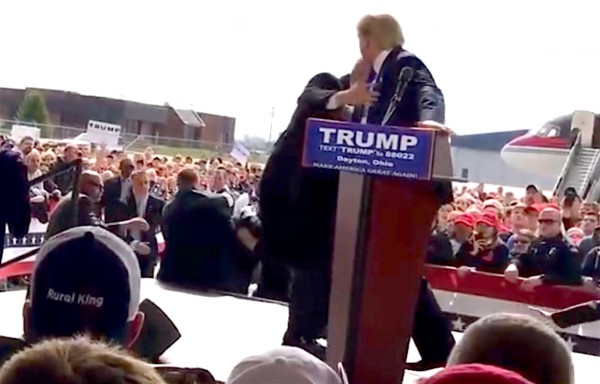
500, 113, 576, 177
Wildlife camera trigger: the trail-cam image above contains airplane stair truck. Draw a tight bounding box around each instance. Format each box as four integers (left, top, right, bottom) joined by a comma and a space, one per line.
553, 111, 600, 201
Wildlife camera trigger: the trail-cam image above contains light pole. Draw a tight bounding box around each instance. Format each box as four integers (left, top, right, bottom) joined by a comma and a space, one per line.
268, 106, 275, 144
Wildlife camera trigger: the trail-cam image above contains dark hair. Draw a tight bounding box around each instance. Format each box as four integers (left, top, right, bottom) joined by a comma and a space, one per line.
19, 136, 35, 145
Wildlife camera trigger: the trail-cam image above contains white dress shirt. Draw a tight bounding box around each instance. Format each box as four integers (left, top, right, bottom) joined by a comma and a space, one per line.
360, 49, 391, 123
131, 193, 148, 241
120, 178, 131, 203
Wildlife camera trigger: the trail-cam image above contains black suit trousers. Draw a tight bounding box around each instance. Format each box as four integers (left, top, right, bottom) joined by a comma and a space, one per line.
285, 266, 331, 342
138, 256, 156, 278
285, 274, 454, 363
412, 278, 455, 362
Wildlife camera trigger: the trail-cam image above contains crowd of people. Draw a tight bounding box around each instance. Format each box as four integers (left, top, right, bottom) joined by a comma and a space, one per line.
0, 135, 590, 384
0, 9, 596, 383
16, 135, 261, 209
428, 183, 600, 290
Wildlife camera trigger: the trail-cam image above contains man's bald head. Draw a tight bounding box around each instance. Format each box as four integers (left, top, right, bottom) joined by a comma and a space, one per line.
80, 171, 104, 202
539, 207, 560, 220
538, 207, 561, 238
63, 143, 79, 162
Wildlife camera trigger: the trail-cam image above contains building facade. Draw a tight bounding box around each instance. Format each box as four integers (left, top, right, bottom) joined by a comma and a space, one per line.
0, 87, 235, 149
451, 130, 556, 190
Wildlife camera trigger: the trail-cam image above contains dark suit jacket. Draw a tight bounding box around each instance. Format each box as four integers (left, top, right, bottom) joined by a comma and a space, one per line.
46, 193, 105, 239
259, 73, 342, 269
46, 157, 76, 195
158, 189, 251, 292
0, 149, 31, 264
100, 177, 130, 225
360, 47, 453, 205
365, 47, 445, 126
125, 194, 165, 263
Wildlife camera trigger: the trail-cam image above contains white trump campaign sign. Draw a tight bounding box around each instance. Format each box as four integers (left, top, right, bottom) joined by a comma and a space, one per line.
82, 120, 122, 147
11, 124, 41, 142
230, 142, 250, 164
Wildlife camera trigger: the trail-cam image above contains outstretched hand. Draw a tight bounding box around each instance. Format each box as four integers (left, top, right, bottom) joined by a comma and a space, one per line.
125, 217, 150, 232
340, 82, 379, 107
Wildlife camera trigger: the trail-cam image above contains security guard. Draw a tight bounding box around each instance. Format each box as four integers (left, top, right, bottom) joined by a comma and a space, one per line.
521, 207, 582, 290
0, 144, 31, 264
260, 70, 376, 359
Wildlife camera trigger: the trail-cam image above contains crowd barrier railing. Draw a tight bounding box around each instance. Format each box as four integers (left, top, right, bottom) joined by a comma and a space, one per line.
425, 264, 600, 309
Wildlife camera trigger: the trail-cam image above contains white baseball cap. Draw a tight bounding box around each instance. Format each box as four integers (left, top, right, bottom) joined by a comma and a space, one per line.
227, 346, 343, 384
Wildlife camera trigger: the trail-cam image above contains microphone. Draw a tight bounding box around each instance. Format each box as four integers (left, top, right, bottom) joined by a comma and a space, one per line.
381, 66, 414, 126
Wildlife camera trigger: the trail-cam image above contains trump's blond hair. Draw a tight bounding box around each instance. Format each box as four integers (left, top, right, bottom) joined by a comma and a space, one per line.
357, 14, 404, 50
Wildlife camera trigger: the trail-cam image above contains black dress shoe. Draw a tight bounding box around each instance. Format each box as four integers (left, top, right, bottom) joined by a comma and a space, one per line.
405, 360, 445, 371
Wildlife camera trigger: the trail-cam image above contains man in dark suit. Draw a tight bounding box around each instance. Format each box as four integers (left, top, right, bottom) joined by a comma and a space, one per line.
260, 69, 377, 357
125, 170, 165, 278
101, 158, 135, 228
0, 147, 31, 264
159, 169, 250, 293
46, 143, 79, 195
47, 170, 149, 242
355, 14, 455, 370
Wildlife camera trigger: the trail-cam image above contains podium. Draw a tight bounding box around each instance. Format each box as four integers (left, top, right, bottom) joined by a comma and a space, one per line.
302, 118, 454, 384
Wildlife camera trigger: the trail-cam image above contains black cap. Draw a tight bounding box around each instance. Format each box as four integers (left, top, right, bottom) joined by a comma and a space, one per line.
525, 184, 538, 192
305, 73, 342, 92
564, 187, 578, 196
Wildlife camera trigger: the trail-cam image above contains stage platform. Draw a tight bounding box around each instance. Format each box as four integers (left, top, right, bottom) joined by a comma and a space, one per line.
0, 279, 595, 383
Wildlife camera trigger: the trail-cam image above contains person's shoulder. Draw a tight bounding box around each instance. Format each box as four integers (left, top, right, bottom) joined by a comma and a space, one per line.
105, 176, 120, 186
149, 194, 165, 207
391, 49, 422, 65
0, 147, 22, 160
495, 241, 510, 254
0, 148, 24, 170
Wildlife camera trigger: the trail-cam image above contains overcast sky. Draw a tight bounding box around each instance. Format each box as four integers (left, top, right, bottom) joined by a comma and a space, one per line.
1, 0, 599, 139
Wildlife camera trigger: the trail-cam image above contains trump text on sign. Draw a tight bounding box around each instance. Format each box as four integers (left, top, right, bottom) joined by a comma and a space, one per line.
302, 118, 435, 180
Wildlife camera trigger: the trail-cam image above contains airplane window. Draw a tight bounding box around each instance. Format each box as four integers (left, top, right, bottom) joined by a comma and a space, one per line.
533, 124, 559, 137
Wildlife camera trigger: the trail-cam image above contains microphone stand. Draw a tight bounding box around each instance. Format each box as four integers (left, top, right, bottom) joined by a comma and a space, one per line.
381, 67, 413, 126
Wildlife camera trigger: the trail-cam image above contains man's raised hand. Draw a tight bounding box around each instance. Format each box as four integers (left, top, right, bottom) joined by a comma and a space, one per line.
340, 82, 379, 107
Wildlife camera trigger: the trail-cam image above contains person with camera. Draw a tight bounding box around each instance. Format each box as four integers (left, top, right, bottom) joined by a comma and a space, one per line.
455, 212, 509, 276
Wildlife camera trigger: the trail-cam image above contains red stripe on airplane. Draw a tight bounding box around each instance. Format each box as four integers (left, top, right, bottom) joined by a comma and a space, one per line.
508, 135, 570, 149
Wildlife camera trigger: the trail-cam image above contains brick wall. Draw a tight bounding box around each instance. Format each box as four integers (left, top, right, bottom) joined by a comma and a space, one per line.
197, 112, 236, 144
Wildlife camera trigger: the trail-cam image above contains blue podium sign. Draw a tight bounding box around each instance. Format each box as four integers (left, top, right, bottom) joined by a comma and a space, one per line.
302, 118, 435, 180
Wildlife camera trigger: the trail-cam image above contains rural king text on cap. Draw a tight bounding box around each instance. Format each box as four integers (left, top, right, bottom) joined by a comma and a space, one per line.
318, 127, 418, 152
46, 288, 104, 308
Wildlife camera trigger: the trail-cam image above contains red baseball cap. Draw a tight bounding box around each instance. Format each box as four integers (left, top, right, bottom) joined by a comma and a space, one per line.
476, 212, 499, 228
525, 203, 544, 214
419, 364, 534, 384
453, 213, 474, 228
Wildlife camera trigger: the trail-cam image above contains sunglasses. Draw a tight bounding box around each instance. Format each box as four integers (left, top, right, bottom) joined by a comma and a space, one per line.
538, 219, 557, 224
514, 239, 530, 245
